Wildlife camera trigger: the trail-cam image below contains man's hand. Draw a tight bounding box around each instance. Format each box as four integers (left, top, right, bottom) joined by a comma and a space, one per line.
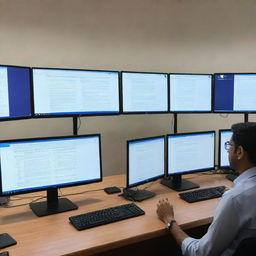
156, 198, 174, 224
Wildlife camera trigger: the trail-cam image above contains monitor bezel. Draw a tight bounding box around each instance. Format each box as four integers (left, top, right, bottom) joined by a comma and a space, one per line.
0, 64, 33, 122
121, 71, 169, 114
166, 131, 216, 176
126, 135, 165, 188
0, 134, 103, 196
218, 129, 232, 169
169, 73, 213, 113
31, 67, 121, 118
213, 73, 256, 113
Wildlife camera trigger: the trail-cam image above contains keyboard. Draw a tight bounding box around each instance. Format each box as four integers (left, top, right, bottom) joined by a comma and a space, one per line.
179, 186, 226, 203
69, 203, 145, 230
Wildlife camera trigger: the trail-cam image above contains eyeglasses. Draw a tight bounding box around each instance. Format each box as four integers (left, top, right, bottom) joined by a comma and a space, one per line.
225, 141, 234, 151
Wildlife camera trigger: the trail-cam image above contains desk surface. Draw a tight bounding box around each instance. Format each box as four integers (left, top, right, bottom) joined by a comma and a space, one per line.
0, 173, 232, 256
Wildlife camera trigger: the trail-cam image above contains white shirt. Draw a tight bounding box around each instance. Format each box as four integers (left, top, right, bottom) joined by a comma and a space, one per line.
181, 167, 256, 256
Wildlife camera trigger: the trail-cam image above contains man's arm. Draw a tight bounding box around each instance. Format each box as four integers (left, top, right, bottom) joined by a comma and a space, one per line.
156, 198, 189, 245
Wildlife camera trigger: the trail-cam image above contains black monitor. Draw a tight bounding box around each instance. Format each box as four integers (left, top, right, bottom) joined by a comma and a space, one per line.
0, 134, 102, 217
214, 73, 256, 112
219, 129, 233, 169
122, 136, 165, 201
121, 72, 168, 113
161, 131, 215, 191
0, 65, 32, 121
169, 73, 212, 112
32, 68, 120, 117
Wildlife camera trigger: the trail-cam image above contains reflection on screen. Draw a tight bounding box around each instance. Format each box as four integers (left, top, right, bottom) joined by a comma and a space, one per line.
214, 74, 256, 112
122, 72, 168, 112
219, 130, 233, 168
170, 74, 212, 112
0, 66, 31, 120
0, 135, 101, 195
168, 132, 215, 175
128, 136, 165, 187
32, 69, 120, 116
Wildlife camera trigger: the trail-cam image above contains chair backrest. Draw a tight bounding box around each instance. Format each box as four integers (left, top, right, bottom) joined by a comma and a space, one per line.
233, 237, 256, 256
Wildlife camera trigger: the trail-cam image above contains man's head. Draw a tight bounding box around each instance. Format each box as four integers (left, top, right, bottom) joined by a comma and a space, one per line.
228, 122, 256, 172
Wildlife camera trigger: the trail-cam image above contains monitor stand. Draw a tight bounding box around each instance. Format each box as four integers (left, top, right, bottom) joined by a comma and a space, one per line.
161, 175, 199, 191
30, 187, 78, 217
0, 196, 9, 206
120, 188, 155, 202
0, 233, 17, 249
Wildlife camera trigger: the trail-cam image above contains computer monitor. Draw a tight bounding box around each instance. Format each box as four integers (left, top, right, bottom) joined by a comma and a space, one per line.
32, 68, 120, 117
214, 73, 256, 112
219, 129, 233, 169
0, 134, 102, 217
161, 131, 215, 191
0, 65, 32, 121
123, 136, 165, 201
121, 72, 168, 113
169, 73, 212, 112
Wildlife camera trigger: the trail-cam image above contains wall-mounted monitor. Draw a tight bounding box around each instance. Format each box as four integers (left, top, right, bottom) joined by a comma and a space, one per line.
169, 74, 212, 112
121, 72, 168, 113
214, 73, 256, 112
0, 65, 32, 121
0, 134, 102, 216
162, 131, 215, 191
32, 68, 120, 117
219, 129, 233, 169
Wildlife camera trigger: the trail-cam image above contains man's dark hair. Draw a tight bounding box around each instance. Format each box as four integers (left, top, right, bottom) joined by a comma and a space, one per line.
231, 122, 256, 164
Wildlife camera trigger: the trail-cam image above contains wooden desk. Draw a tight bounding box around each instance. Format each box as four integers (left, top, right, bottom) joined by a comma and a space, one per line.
0, 173, 232, 256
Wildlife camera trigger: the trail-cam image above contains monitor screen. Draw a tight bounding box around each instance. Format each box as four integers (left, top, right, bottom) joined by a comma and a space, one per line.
127, 136, 165, 187
0, 65, 32, 120
32, 68, 120, 116
122, 72, 168, 113
214, 73, 256, 112
219, 130, 233, 168
0, 134, 102, 196
168, 131, 215, 175
169, 74, 212, 112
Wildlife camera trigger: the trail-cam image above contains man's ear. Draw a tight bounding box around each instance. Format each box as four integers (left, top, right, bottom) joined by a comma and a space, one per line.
236, 145, 245, 160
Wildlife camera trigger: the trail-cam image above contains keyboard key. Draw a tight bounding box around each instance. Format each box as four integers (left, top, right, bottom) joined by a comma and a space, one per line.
69, 203, 145, 230
179, 186, 226, 203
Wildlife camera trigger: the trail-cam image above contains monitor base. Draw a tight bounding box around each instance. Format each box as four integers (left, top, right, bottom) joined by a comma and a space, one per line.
120, 188, 155, 202
161, 177, 199, 191
30, 198, 78, 217
0, 196, 9, 206
0, 233, 17, 249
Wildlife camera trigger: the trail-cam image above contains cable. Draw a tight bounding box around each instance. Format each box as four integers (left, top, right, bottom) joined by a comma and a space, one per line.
77, 115, 82, 132
219, 113, 229, 118
170, 114, 174, 132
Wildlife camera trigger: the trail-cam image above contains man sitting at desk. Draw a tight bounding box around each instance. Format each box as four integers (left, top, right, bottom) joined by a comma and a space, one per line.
156, 122, 256, 256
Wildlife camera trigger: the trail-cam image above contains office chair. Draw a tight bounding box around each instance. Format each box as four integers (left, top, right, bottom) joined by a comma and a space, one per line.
233, 237, 256, 256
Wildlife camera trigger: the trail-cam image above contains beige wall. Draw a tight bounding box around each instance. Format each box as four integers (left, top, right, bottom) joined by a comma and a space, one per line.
0, 0, 256, 175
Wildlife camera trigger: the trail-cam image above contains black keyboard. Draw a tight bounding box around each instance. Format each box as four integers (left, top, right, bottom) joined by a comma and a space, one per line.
69, 203, 145, 230
179, 186, 226, 203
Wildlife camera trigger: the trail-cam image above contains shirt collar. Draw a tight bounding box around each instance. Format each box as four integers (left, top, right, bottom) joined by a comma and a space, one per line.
233, 166, 256, 187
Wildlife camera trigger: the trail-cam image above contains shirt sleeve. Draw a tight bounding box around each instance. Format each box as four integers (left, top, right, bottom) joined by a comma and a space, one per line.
181, 192, 240, 256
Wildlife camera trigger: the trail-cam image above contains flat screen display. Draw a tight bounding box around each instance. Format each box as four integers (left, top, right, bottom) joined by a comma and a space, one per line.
127, 136, 165, 187
169, 74, 212, 112
214, 73, 256, 112
167, 132, 215, 175
122, 72, 168, 113
0, 65, 32, 120
219, 130, 233, 168
0, 135, 102, 195
32, 68, 120, 116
